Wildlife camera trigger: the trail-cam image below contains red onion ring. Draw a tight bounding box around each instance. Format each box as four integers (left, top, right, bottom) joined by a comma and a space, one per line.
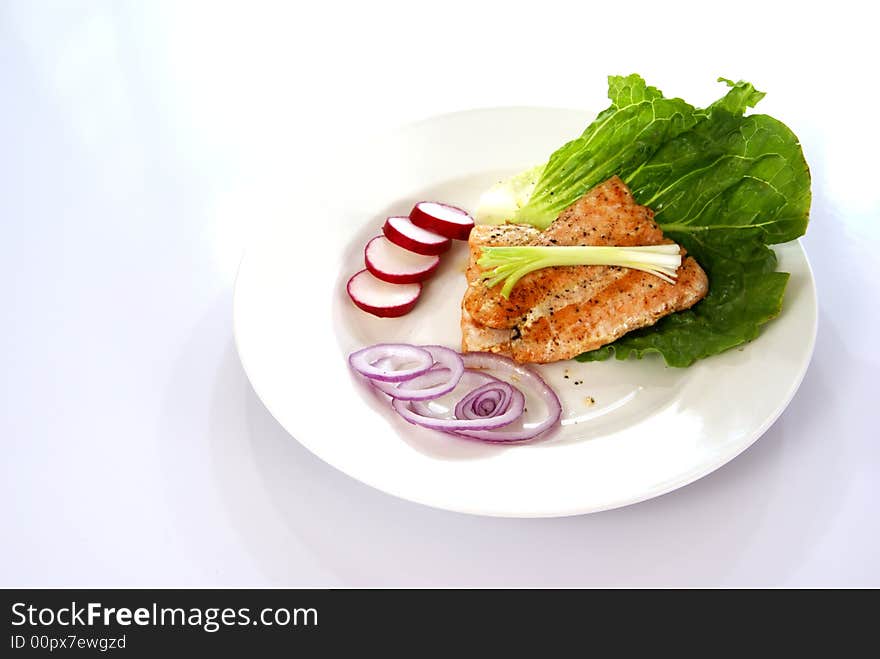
399, 346, 464, 398
408, 369, 499, 417
392, 387, 525, 431
450, 352, 562, 442
349, 343, 434, 382
349, 344, 563, 443
370, 346, 464, 400
454, 381, 515, 420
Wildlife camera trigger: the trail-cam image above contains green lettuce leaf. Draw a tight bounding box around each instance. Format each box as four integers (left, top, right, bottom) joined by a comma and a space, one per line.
474, 164, 545, 225
515, 75, 699, 229
625, 79, 810, 245
510, 75, 811, 366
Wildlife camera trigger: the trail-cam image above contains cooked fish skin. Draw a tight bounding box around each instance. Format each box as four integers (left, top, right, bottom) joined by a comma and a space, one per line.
461, 176, 709, 363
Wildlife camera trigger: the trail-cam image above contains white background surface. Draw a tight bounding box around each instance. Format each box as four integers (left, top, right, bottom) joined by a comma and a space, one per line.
2, 0, 878, 587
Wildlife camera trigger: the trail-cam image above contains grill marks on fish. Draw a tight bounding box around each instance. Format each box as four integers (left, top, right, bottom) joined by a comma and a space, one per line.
460, 176, 709, 363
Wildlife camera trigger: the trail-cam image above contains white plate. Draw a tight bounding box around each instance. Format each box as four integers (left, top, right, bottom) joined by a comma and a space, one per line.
233, 107, 817, 517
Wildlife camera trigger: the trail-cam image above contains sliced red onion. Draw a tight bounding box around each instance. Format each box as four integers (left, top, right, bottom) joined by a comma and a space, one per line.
454, 381, 515, 420
373, 367, 449, 398
372, 356, 395, 371
371, 346, 464, 401
451, 352, 562, 442
392, 387, 525, 432
349, 343, 563, 443
408, 369, 498, 417
349, 343, 434, 382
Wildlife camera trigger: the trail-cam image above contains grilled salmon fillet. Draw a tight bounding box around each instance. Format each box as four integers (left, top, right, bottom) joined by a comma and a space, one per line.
461, 176, 708, 363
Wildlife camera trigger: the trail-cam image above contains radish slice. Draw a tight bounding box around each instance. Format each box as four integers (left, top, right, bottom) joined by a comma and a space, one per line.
364, 236, 440, 284
347, 269, 421, 318
383, 216, 451, 256
409, 202, 474, 240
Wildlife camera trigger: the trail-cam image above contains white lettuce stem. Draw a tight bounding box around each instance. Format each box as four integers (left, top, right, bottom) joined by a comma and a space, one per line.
478, 245, 682, 298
